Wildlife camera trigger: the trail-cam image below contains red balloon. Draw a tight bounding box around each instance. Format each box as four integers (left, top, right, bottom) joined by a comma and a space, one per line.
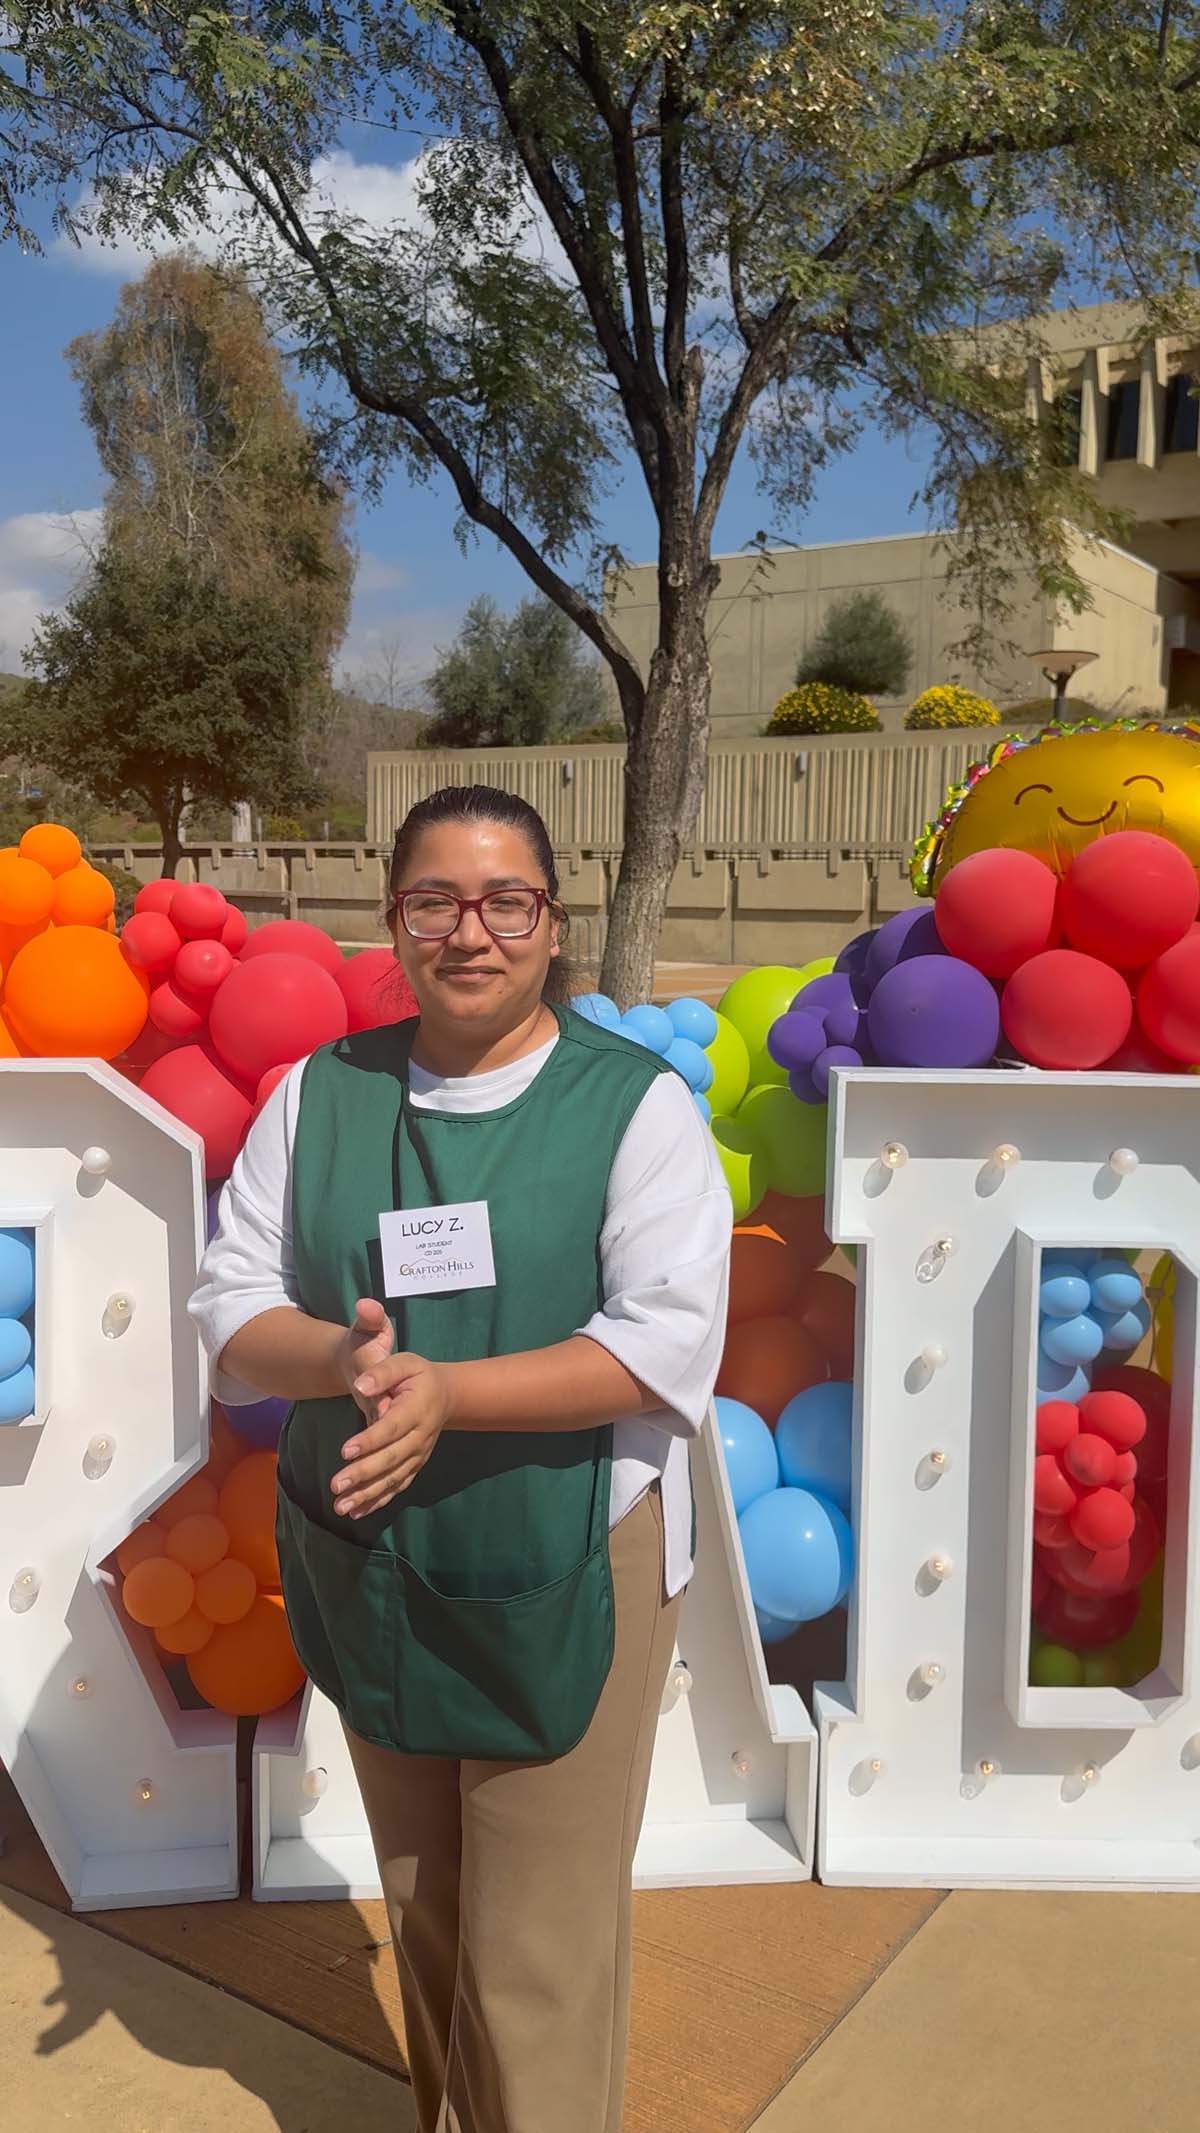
1001, 950, 1132, 1069
934, 848, 1060, 979
1098, 1025, 1184, 1074
221, 907, 249, 956
240, 919, 344, 977
207, 953, 348, 1085
1059, 830, 1199, 970
1077, 1389, 1146, 1452
1062, 1433, 1116, 1488
1034, 1581, 1138, 1651
1040, 1537, 1131, 1596
1090, 1370, 1166, 1486
1110, 1494, 1162, 1595
1070, 1485, 1135, 1552
1138, 933, 1200, 1061
1034, 1453, 1077, 1516
134, 879, 178, 918
148, 977, 207, 1039
1112, 1449, 1139, 1486
121, 911, 182, 975
1036, 1400, 1079, 1454
141, 1043, 253, 1180
172, 884, 229, 941
175, 939, 234, 996
253, 1062, 291, 1117
1033, 1510, 1073, 1549
338, 946, 418, 1033
1031, 1558, 1051, 1613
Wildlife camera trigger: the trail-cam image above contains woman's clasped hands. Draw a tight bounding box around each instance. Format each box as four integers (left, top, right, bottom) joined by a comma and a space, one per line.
331, 1297, 450, 1519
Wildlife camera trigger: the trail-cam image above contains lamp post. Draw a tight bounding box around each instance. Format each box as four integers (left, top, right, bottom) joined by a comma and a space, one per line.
1029, 647, 1099, 722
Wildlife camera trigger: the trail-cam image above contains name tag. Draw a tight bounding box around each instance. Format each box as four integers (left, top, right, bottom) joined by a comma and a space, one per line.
378, 1200, 497, 1298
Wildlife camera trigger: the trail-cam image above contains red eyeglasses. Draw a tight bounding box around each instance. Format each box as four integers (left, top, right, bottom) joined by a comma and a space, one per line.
393, 887, 554, 941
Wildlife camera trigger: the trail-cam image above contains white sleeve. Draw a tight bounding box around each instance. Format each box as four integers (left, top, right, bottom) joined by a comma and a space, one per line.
576, 1071, 733, 1438
187, 1060, 307, 1405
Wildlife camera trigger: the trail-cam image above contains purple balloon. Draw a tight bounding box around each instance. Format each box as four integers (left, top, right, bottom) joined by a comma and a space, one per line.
792, 973, 854, 1017
835, 929, 876, 980
867, 955, 1000, 1069
228, 1394, 290, 1450
767, 1009, 826, 1073
788, 1064, 823, 1105
823, 998, 868, 1051
864, 908, 947, 992
812, 1045, 863, 1098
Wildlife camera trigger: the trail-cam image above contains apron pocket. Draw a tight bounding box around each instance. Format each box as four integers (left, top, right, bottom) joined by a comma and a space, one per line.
275, 1472, 614, 1762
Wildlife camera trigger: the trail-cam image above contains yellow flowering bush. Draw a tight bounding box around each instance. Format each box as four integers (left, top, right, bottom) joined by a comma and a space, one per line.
766, 683, 881, 735
905, 686, 999, 730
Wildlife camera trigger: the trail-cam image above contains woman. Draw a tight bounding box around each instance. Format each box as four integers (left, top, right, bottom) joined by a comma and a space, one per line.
190, 784, 731, 2133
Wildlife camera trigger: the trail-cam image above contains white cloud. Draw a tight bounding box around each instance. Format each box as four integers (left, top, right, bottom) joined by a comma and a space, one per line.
338, 602, 466, 700
354, 549, 410, 598
54, 144, 567, 282
0, 510, 102, 672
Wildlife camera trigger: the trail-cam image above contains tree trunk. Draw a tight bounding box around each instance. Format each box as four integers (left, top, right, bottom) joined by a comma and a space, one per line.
159, 807, 183, 879
600, 602, 713, 1008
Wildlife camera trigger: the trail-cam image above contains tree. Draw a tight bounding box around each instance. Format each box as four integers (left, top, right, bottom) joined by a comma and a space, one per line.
797, 592, 913, 698
10, 8, 1200, 996
422, 595, 608, 749
68, 253, 354, 711
8, 549, 319, 875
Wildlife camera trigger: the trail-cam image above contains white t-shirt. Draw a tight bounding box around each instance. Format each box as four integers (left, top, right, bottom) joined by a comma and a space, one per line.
188, 1032, 732, 1597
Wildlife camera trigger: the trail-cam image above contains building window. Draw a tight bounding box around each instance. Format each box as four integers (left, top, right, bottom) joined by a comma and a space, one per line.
1164, 372, 1199, 454
1106, 378, 1140, 461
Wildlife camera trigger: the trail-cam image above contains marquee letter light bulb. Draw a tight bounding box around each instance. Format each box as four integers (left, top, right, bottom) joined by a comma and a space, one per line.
9, 1567, 40, 1613
101, 1293, 135, 1340
301, 1767, 329, 1801
80, 1146, 112, 1178
1107, 1148, 1139, 1177
670, 1661, 694, 1698
918, 1661, 945, 1689
731, 1748, 753, 1779
881, 1141, 909, 1170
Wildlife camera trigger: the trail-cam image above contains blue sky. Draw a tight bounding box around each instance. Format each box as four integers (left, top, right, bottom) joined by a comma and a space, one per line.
0, 141, 936, 695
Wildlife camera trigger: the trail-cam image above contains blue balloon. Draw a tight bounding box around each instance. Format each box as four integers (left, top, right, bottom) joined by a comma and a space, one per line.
0, 1363, 35, 1426
0, 1230, 34, 1320
1039, 1269, 1091, 1320
1089, 1257, 1144, 1315
0, 1318, 32, 1378
1036, 1357, 1093, 1405
620, 1003, 674, 1055
1044, 1247, 1098, 1272
1096, 1298, 1151, 1354
738, 1487, 855, 1624
667, 996, 719, 1048
572, 992, 622, 1030
716, 1396, 780, 1515
693, 1091, 712, 1123
227, 1394, 290, 1449
1040, 1312, 1104, 1367
665, 1036, 715, 1093
755, 1605, 797, 1646
775, 1382, 853, 1511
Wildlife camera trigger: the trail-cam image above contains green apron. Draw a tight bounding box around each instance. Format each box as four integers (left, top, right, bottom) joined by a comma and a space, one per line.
275, 1006, 668, 1761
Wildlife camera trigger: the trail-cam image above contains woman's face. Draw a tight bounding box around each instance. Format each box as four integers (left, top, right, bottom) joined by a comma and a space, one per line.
388, 817, 560, 1032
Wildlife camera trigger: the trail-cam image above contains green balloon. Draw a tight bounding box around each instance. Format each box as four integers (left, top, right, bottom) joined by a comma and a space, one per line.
717, 965, 812, 1088
1080, 1648, 1122, 1688
710, 1116, 767, 1223
1030, 1641, 1085, 1688
737, 1083, 828, 1200
705, 1011, 751, 1117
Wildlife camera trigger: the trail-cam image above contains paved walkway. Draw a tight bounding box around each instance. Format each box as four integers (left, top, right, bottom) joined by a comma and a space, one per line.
5, 1879, 1198, 2131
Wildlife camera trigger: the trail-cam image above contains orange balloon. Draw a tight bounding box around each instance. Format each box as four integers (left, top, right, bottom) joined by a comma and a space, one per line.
3, 926, 149, 1059
19, 823, 81, 878
0, 918, 48, 974
157, 1475, 220, 1530
187, 1591, 305, 1715
0, 853, 53, 930
219, 1452, 280, 1589
204, 1402, 245, 1487
796, 1269, 858, 1379
51, 862, 115, 928
749, 1191, 832, 1272
122, 1555, 195, 1629
156, 1606, 214, 1656
0, 1010, 21, 1058
728, 1229, 803, 1325
165, 1512, 230, 1575
195, 1555, 257, 1625
715, 1315, 826, 1425
116, 1519, 167, 1576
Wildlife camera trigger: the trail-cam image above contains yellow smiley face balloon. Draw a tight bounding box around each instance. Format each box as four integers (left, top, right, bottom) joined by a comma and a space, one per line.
913, 722, 1200, 892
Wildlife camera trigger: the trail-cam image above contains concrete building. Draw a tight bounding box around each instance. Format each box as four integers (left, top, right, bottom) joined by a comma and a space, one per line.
608, 301, 1200, 738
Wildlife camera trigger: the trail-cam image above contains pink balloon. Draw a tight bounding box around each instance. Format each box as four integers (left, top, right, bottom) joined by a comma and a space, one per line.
208, 953, 348, 1084
338, 946, 418, 1032
141, 1043, 253, 1180
175, 939, 234, 996
239, 919, 344, 977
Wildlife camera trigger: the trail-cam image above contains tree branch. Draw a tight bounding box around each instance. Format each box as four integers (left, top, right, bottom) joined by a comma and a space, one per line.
572, 23, 663, 408
659, 57, 689, 398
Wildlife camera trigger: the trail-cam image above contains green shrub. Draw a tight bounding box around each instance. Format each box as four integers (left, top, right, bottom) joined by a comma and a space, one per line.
89, 860, 143, 926
796, 591, 913, 697
906, 685, 999, 730
766, 683, 881, 736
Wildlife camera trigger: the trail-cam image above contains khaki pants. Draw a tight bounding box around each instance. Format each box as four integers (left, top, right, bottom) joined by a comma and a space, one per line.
344, 1483, 681, 2133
